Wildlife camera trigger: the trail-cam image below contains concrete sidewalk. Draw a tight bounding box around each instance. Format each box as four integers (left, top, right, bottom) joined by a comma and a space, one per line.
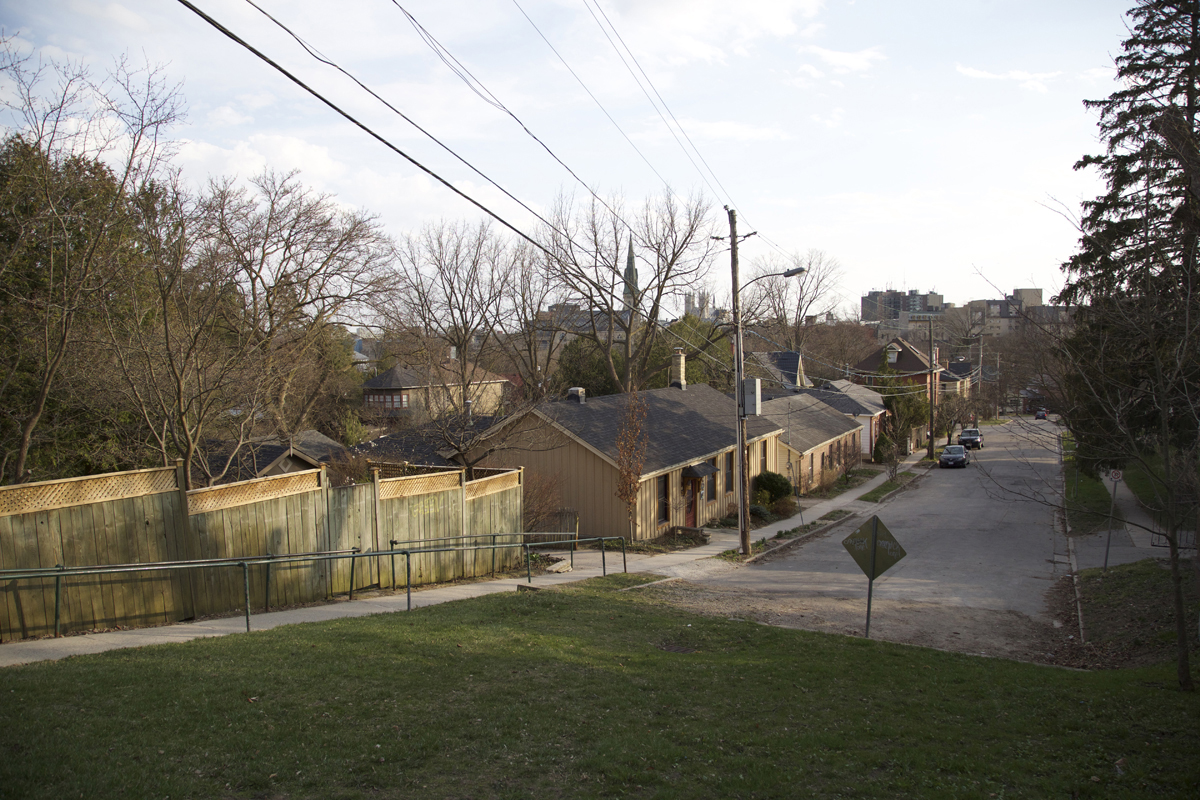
1069, 471, 1186, 571
0, 457, 922, 668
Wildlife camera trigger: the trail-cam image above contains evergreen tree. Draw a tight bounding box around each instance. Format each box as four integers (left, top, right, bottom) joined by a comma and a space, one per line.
1062, 0, 1200, 304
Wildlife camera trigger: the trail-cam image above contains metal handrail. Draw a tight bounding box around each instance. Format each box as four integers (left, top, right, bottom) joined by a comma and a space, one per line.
0, 536, 628, 637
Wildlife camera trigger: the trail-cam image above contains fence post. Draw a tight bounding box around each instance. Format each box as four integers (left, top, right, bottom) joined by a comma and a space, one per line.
372, 468, 383, 589
460, 469, 468, 581
173, 458, 197, 619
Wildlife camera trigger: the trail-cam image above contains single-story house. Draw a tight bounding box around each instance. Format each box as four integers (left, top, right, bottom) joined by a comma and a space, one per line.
198, 430, 349, 485
762, 394, 863, 493
478, 354, 782, 540
795, 379, 887, 460
747, 350, 810, 390
363, 360, 509, 419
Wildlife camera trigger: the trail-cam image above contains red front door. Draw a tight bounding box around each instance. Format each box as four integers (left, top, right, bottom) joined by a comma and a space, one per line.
684, 481, 696, 527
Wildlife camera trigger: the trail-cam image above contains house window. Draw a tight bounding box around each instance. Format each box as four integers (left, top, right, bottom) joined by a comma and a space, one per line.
401, 392, 409, 409
809, 453, 814, 481
656, 475, 669, 524
761, 441, 768, 473
725, 452, 733, 492
706, 458, 717, 501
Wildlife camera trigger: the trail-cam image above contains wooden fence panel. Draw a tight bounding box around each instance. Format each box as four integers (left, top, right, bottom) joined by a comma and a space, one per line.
1, 466, 522, 641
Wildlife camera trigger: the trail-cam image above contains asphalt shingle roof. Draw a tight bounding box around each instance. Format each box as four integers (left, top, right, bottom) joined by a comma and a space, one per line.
539, 384, 780, 475
761, 394, 863, 453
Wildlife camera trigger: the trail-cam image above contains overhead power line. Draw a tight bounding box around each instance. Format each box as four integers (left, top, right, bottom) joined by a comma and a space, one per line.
386, 0, 637, 236
508, 0, 677, 193
174, 0, 553, 256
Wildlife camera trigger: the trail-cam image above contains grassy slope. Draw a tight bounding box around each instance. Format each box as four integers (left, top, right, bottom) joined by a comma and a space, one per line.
1, 576, 1196, 799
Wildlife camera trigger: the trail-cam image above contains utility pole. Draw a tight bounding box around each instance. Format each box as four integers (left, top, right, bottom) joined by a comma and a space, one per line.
728, 207, 751, 556
927, 318, 936, 459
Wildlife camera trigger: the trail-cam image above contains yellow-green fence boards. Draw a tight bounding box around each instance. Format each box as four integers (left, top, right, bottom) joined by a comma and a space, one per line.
326, 483, 376, 595
0, 488, 188, 640
1, 466, 523, 642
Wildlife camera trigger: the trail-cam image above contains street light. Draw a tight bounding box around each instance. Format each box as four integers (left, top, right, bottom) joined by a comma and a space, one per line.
723, 206, 806, 556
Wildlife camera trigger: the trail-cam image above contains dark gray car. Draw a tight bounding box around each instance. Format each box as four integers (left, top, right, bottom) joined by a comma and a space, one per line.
939, 444, 971, 468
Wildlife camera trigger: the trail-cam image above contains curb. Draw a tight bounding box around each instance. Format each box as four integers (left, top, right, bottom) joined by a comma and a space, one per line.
743, 513, 859, 565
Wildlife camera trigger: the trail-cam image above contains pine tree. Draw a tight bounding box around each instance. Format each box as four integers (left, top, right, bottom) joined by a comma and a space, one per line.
1061, 0, 1200, 304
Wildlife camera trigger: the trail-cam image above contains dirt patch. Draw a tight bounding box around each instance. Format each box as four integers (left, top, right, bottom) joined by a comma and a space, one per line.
638, 556, 1197, 671
640, 580, 1072, 664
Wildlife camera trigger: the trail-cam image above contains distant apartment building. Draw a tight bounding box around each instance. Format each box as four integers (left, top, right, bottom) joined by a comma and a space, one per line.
861, 289, 946, 321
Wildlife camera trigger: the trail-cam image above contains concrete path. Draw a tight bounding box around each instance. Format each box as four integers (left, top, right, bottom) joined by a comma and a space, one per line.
0, 456, 928, 669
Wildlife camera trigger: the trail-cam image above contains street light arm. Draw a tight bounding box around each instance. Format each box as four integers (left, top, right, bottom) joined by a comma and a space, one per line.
739, 266, 808, 292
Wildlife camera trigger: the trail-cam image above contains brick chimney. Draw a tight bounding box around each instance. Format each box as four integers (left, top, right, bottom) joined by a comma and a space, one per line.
671, 347, 687, 390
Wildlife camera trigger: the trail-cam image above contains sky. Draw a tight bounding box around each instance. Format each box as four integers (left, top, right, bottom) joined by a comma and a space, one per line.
1, 0, 1133, 315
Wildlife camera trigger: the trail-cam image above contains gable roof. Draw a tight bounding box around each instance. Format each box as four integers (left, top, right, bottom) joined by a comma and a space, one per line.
761, 394, 863, 454
538, 383, 780, 476
852, 337, 934, 376
795, 380, 886, 418
747, 351, 809, 389
199, 430, 349, 484
364, 361, 509, 390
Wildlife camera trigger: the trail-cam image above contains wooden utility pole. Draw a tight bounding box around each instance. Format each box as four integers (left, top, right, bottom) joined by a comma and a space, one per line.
927, 318, 936, 459
728, 207, 751, 556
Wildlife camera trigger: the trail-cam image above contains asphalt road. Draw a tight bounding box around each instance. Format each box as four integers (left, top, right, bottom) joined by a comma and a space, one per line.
686, 418, 1072, 626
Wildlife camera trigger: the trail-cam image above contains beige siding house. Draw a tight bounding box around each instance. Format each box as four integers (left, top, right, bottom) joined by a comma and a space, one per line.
363, 361, 509, 420
480, 380, 782, 541
761, 394, 863, 494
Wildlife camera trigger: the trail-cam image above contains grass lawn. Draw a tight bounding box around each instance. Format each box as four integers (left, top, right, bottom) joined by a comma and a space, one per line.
1122, 455, 1200, 532
859, 471, 917, 502
1, 576, 1196, 799
803, 467, 882, 500
1062, 434, 1124, 536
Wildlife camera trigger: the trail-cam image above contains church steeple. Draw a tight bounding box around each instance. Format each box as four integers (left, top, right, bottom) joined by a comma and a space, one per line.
622, 237, 638, 313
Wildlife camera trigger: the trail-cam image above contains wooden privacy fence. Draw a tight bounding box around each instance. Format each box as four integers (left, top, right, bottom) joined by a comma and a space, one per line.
0, 462, 523, 641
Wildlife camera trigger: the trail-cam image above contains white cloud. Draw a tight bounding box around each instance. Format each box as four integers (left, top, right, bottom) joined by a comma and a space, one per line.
632, 117, 789, 143
799, 45, 886, 73
206, 106, 252, 127
810, 107, 844, 128
956, 64, 1062, 93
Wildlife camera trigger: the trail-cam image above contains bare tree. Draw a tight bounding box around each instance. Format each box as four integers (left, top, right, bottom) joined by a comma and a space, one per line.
0, 45, 182, 484
208, 170, 393, 441
540, 189, 718, 393
743, 249, 842, 351
614, 391, 648, 540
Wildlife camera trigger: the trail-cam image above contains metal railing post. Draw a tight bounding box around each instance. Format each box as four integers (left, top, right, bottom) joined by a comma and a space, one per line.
601, 539, 607, 576
264, 552, 272, 612
491, 533, 497, 576
404, 551, 412, 611
54, 564, 63, 638
389, 540, 397, 590
570, 535, 575, 568
621, 538, 627, 573
349, 551, 357, 601
241, 562, 251, 632
525, 543, 531, 584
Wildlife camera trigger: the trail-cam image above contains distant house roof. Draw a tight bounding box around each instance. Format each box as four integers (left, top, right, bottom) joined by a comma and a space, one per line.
747, 351, 809, 389
761, 394, 863, 454
537, 383, 780, 477
351, 416, 502, 467
795, 379, 886, 418
852, 337, 935, 377
200, 430, 349, 484
363, 361, 509, 390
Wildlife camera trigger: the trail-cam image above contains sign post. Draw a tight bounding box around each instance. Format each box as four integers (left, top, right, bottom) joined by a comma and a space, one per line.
842, 515, 907, 638
1104, 469, 1122, 572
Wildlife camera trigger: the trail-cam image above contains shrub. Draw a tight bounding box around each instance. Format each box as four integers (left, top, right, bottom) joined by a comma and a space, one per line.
753, 489, 771, 507
771, 496, 797, 518
753, 470, 792, 503
748, 504, 770, 520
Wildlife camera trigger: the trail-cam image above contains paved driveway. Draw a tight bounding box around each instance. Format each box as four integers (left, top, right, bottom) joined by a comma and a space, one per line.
661, 419, 1075, 656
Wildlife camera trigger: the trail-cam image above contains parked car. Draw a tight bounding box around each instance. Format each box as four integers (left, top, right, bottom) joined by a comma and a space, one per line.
939, 445, 971, 468
957, 428, 984, 449
1034, 409, 1048, 420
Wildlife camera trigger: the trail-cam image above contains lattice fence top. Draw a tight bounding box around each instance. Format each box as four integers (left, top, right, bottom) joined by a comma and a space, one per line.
0, 467, 178, 518
369, 461, 461, 480
188, 470, 320, 516
379, 470, 462, 500
464, 470, 520, 500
